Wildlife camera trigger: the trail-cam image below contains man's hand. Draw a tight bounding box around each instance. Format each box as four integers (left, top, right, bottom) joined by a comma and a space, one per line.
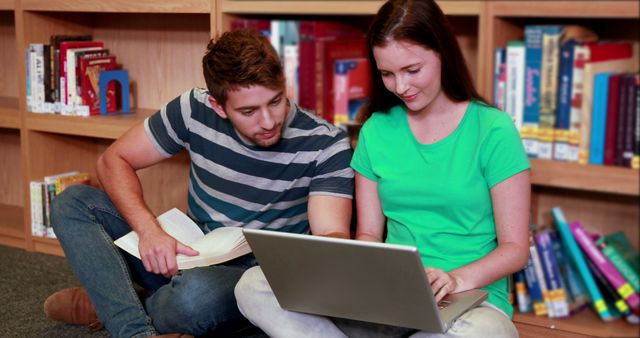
138, 227, 199, 278
425, 267, 464, 303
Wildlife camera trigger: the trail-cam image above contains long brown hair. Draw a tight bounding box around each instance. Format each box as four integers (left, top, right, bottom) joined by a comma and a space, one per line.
202, 29, 285, 107
361, 0, 485, 122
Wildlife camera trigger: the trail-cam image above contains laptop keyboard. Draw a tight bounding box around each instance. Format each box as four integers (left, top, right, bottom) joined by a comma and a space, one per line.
437, 300, 452, 310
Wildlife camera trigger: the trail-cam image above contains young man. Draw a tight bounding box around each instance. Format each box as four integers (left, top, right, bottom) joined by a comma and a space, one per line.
45, 29, 354, 337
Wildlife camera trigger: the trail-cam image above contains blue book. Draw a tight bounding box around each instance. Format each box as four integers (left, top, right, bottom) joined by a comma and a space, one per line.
554, 40, 578, 161
523, 254, 548, 316
552, 207, 613, 321
589, 72, 613, 165
535, 229, 570, 317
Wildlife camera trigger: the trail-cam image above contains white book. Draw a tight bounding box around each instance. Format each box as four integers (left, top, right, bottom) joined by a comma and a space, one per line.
66, 47, 103, 110
505, 41, 525, 132
114, 208, 252, 270
30, 181, 45, 237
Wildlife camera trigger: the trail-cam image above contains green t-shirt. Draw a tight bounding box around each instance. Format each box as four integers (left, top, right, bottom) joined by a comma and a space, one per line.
351, 101, 530, 318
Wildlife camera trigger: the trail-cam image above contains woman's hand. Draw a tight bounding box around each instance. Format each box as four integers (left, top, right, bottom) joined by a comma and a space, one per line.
425, 267, 464, 303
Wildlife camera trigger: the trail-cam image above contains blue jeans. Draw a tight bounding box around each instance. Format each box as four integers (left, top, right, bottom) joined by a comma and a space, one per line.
51, 185, 257, 338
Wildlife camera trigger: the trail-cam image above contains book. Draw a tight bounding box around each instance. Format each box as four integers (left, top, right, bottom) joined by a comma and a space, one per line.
524, 247, 548, 316
535, 229, 570, 317
29, 181, 45, 237
588, 72, 613, 165
551, 207, 613, 321
114, 208, 252, 270
538, 26, 563, 159
58, 41, 104, 106
550, 230, 589, 315
78, 54, 117, 115
505, 41, 526, 149
633, 73, 640, 169
585, 253, 639, 323
514, 270, 532, 313
493, 47, 507, 111
49, 35, 93, 103
621, 73, 639, 167
530, 242, 555, 317
54, 172, 90, 195
554, 40, 578, 161
570, 221, 640, 314
333, 58, 370, 125
603, 74, 622, 165
598, 232, 640, 293
579, 56, 639, 164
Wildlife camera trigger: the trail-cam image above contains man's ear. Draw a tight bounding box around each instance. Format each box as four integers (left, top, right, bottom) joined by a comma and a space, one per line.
208, 96, 228, 119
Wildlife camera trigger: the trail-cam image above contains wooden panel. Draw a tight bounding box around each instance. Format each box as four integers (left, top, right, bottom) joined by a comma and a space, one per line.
514, 311, 640, 337
220, 0, 482, 16
489, 1, 639, 18
0, 97, 20, 128
0, 204, 24, 244
0, 11, 18, 99
92, 13, 209, 110
0, 128, 23, 206
25, 110, 153, 140
531, 159, 640, 196
21, 0, 210, 13
0, 0, 13, 11
533, 188, 639, 248
32, 237, 64, 256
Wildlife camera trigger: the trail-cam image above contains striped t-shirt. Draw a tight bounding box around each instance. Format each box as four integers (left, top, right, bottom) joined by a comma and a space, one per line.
144, 88, 354, 234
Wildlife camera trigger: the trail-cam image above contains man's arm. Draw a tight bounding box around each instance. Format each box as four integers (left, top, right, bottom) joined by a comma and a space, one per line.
307, 195, 352, 239
97, 122, 197, 277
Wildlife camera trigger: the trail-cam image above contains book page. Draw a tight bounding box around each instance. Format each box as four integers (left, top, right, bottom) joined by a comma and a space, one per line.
114, 208, 204, 260
176, 226, 251, 269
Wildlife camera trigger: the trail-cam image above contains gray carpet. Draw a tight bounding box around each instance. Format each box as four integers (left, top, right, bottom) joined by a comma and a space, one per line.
0, 244, 109, 337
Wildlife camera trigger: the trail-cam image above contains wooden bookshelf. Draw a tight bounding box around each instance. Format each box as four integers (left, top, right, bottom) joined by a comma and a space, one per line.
0, 2, 638, 337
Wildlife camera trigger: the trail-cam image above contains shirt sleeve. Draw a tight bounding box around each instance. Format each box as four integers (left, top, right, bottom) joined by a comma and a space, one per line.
144, 90, 192, 157
350, 123, 379, 181
309, 132, 355, 199
481, 113, 531, 188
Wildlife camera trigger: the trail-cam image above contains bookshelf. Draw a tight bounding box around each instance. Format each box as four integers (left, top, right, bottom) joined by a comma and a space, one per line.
485, 2, 640, 337
0, 1, 637, 337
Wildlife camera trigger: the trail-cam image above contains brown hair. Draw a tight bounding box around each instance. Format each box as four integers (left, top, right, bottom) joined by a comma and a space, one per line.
202, 29, 285, 107
360, 0, 485, 122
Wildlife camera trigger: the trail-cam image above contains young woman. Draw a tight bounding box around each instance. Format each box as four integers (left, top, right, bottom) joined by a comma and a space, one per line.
350, 0, 531, 336
236, 1, 530, 336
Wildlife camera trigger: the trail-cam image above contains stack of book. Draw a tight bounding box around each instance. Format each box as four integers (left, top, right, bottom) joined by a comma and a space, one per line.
231, 18, 370, 125
495, 25, 639, 169
514, 207, 640, 324
29, 171, 91, 238
26, 35, 120, 116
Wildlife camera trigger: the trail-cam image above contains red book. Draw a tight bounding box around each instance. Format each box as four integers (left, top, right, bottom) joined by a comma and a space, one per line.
78, 54, 117, 115
298, 20, 365, 117
586, 41, 634, 63
58, 41, 104, 104
603, 74, 621, 165
316, 38, 367, 123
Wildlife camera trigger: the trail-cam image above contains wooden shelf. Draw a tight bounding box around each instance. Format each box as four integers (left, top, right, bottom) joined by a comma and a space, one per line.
488, 1, 639, 19
0, 0, 13, 11
25, 109, 155, 140
530, 159, 640, 197
0, 97, 20, 129
514, 310, 640, 338
0, 204, 25, 249
32, 236, 64, 256
220, 0, 483, 16
21, 0, 210, 13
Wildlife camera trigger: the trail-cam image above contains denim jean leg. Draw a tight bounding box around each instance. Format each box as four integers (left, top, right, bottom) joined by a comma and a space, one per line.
145, 255, 257, 336
51, 185, 157, 338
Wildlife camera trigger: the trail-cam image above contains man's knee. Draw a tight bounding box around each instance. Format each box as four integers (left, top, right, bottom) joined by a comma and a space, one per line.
50, 185, 102, 232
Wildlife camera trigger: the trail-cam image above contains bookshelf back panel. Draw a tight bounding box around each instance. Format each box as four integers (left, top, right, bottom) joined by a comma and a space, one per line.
137, 152, 190, 215
22, 11, 210, 112
533, 188, 639, 248
0, 11, 18, 99
0, 128, 23, 206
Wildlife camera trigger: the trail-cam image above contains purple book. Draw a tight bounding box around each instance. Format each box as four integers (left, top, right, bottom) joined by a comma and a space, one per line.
570, 221, 640, 313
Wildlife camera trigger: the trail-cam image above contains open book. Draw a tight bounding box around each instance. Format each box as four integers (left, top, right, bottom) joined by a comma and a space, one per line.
114, 208, 251, 270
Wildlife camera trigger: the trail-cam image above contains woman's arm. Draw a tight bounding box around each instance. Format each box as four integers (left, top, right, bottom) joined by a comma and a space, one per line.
428, 170, 531, 302
354, 173, 386, 242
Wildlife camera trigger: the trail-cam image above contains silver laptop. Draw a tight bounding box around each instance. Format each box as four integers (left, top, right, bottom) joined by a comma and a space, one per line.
242, 229, 488, 333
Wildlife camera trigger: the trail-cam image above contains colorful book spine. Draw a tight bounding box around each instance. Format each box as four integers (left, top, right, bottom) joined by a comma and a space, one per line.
530, 243, 555, 317
603, 74, 622, 165
538, 26, 563, 159
598, 237, 640, 293
551, 207, 613, 320
493, 47, 506, 111
535, 230, 570, 317
588, 72, 612, 165
570, 221, 640, 313
633, 73, 640, 169
523, 254, 548, 316
585, 254, 637, 322
550, 230, 589, 315
554, 40, 577, 161
505, 41, 527, 151
568, 44, 591, 162
622, 73, 639, 167
514, 270, 532, 313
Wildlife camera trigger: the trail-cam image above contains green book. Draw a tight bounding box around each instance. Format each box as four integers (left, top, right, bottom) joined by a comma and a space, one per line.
597, 232, 640, 293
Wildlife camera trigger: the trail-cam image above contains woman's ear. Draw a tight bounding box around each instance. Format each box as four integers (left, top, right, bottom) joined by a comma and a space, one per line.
208, 96, 228, 119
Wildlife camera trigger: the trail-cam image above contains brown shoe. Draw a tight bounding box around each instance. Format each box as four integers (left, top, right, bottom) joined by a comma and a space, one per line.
44, 287, 101, 329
